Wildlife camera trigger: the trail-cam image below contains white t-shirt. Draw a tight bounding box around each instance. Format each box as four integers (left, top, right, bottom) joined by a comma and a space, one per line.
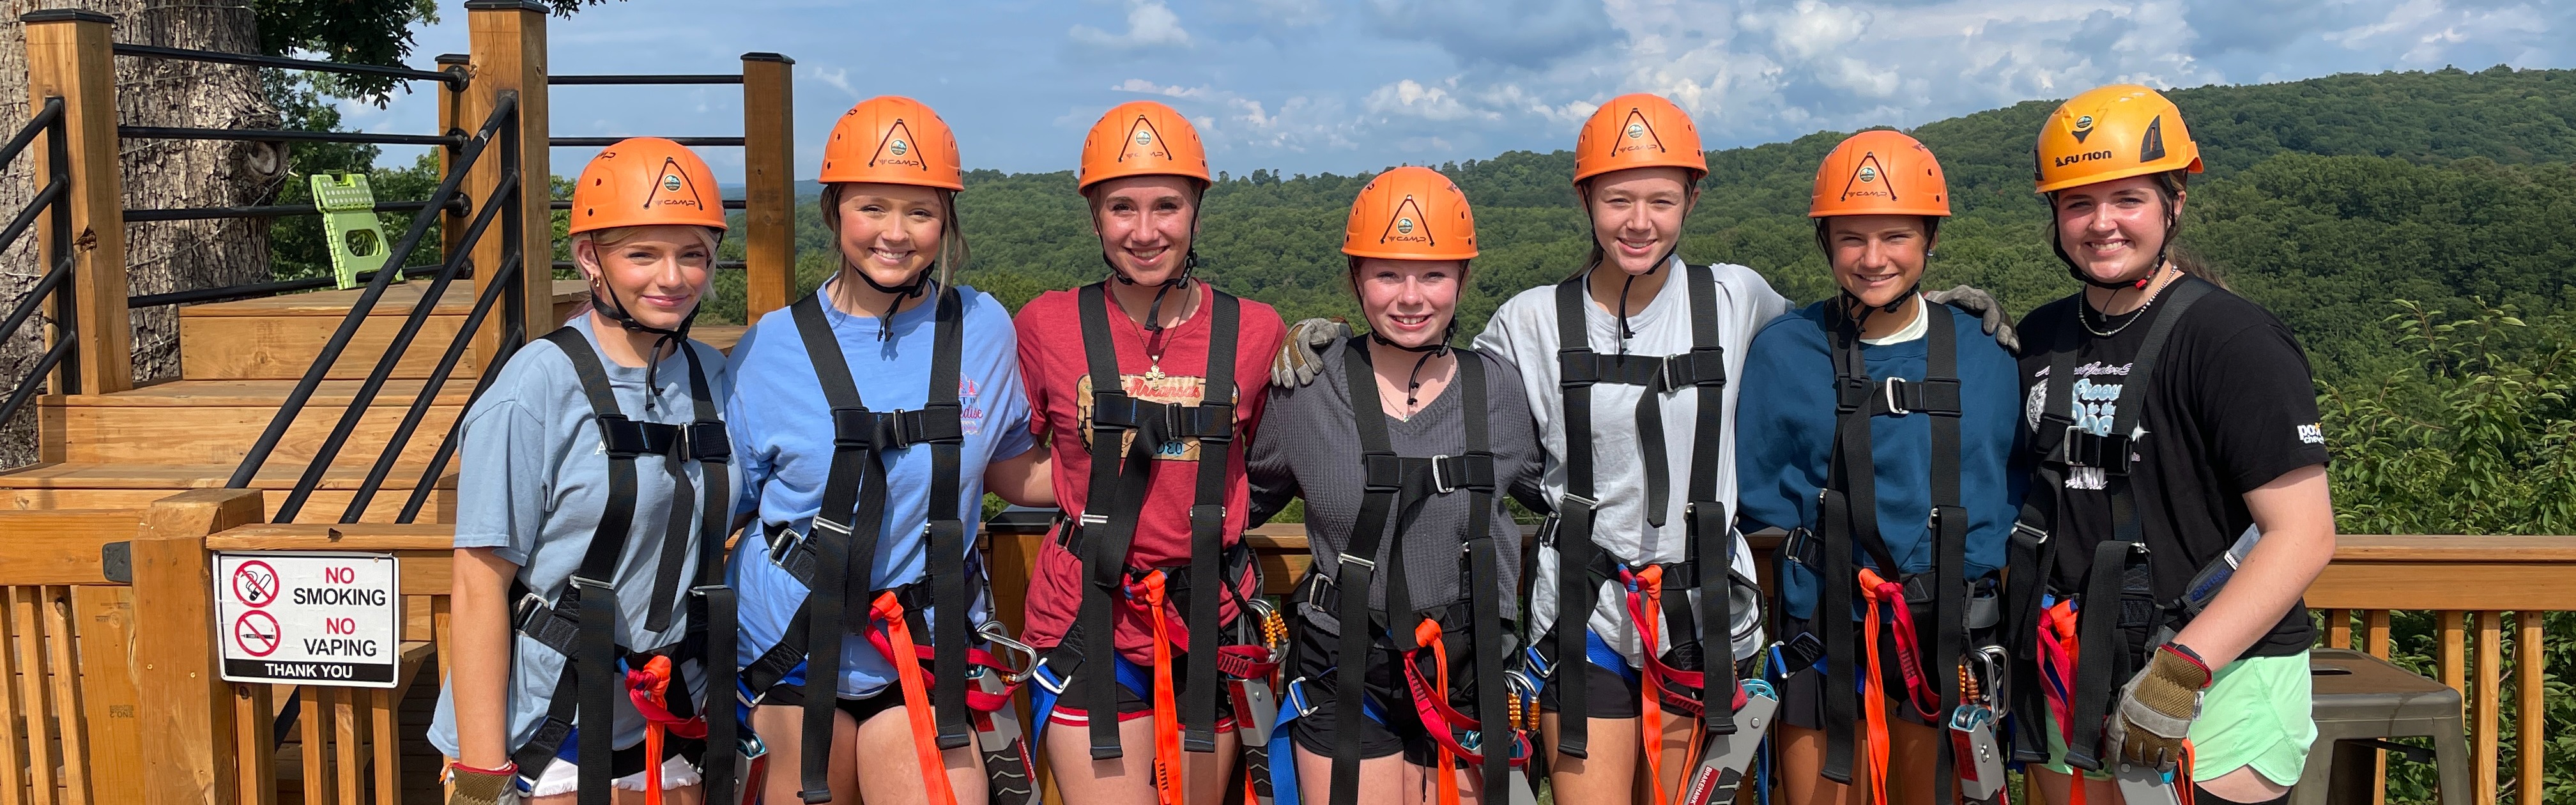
1473, 257, 1790, 664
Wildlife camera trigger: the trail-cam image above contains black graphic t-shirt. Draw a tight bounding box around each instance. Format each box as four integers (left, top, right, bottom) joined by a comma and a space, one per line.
2014, 275, 2330, 656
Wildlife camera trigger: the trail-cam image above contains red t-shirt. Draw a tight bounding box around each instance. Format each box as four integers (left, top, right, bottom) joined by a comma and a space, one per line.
1014, 282, 1287, 663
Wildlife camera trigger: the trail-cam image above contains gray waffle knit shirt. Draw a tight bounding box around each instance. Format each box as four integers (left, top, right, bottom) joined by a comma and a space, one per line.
1247, 341, 1547, 634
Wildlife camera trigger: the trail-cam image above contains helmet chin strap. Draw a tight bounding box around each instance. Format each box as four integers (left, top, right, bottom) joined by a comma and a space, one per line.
847, 253, 933, 342
1105, 247, 1199, 333
588, 275, 695, 412
1365, 318, 1454, 410
1834, 282, 1919, 338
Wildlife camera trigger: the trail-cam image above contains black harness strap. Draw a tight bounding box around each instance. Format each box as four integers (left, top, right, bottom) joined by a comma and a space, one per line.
510, 327, 722, 805
677, 349, 741, 805
1066, 281, 1242, 760
1547, 264, 1731, 760
778, 288, 969, 802
2011, 279, 2213, 770
1327, 337, 1508, 803
1813, 301, 1967, 784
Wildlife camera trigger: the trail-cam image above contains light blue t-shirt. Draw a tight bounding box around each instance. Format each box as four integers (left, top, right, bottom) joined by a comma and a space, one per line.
430, 314, 739, 758
727, 280, 1034, 699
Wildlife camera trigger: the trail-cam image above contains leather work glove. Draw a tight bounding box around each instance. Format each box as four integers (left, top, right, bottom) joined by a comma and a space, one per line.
1923, 285, 2019, 354
448, 762, 521, 805
2110, 643, 2212, 770
1271, 317, 1352, 388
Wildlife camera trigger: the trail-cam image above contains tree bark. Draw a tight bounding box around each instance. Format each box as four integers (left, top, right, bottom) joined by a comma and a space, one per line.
0, 0, 280, 470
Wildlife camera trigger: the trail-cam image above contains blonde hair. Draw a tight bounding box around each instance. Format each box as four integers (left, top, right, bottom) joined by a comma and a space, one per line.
820, 183, 970, 288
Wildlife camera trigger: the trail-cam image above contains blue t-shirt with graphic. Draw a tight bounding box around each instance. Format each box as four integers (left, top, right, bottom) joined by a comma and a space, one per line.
726, 280, 1033, 698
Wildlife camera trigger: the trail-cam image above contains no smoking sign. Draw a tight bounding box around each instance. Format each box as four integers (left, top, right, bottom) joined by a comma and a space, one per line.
214, 552, 399, 687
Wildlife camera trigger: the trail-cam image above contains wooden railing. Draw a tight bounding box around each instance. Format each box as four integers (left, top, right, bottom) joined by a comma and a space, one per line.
2306, 536, 2573, 805
2, 513, 2558, 804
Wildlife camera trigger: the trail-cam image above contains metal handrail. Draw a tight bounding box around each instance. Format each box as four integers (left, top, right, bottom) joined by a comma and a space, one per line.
551, 73, 742, 85
270, 164, 518, 522
124, 197, 464, 223
550, 135, 744, 148
400, 315, 523, 523
126, 263, 446, 309
225, 91, 518, 492
112, 43, 467, 90
119, 126, 468, 148
0, 97, 75, 424
342, 250, 521, 523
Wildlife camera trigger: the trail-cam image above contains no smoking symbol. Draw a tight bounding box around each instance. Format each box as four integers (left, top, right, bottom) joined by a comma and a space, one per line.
232, 560, 278, 607
233, 611, 280, 657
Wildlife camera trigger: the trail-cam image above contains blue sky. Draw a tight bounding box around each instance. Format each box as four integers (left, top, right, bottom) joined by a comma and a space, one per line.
340, 0, 2576, 183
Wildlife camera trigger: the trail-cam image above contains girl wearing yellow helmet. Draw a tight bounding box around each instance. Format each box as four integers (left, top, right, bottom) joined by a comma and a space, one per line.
1471, 93, 1784, 805
2008, 85, 2333, 805
435, 138, 740, 805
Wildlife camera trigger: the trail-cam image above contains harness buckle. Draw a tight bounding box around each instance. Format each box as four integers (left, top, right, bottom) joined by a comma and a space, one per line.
831, 407, 877, 448
568, 574, 614, 592
510, 590, 549, 629
1660, 348, 1727, 390
1028, 657, 1068, 694
596, 415, 654, 457
1337, 552, 1377, 572
2011, 520, 2050, 546
1558, 492, 1601, 512
1430, 454, 1459, 494
1883, 378, 1912, 415
687, 420, 731, 463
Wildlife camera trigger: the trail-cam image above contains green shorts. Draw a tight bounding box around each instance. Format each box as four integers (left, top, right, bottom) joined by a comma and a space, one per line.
2041, 650, 2317, 786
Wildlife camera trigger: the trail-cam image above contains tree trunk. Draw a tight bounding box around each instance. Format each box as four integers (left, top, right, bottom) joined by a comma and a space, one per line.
0, 0, 280, 470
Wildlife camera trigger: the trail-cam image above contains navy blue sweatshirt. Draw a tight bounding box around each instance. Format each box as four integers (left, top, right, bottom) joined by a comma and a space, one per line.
1735, 300, 2025, 621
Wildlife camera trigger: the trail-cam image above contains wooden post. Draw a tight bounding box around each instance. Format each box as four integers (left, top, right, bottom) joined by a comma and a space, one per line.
463, 1, 554, 349
129, 489, 265, 805
740, 52, 797, 323
21, 10, 132, 395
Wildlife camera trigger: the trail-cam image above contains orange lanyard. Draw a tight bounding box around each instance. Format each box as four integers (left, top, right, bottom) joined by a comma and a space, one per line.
870, 592, 960, 805
1138, 571, 1185, 805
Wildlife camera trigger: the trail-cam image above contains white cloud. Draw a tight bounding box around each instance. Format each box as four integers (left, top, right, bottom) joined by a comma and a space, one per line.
1110, 79, 1213, 99
1365, 78, 1499, 121
806, 65, 858, 100
1070, 0, 1193, 50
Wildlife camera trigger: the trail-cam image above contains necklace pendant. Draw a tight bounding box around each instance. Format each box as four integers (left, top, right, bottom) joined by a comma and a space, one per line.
1143, 364, 1166, 383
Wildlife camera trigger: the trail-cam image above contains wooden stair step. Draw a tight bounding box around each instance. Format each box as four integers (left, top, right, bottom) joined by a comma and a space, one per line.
180, 279, 590, 381
43, 379, 472, 466
0, 462, 459, 523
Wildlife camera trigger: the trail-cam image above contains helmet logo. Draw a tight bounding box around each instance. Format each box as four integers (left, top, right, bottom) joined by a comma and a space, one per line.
1611, 109, 1667, 157
1121, 116, 1169, 163
1839, 153, 1896, 203
642, 157, 705, 210
2139, 116, 2167, 162
870, 119, 928, 170
1379, 195, 1434, 246
2071, 114, 2095, 144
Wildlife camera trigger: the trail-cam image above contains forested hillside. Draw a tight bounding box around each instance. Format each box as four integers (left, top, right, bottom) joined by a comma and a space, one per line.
711, 65, 2576, 389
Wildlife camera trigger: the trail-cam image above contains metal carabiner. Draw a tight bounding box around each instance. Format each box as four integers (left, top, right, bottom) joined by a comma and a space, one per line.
976, 620, 1040, 685
1969, 645, 2009, 709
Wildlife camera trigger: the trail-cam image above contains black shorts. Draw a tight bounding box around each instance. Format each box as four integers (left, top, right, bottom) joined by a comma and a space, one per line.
1285, 610, 1483, 767
1531, 628, 1703, 719
1777, 617, 1943, 730
760, 682, 911, 727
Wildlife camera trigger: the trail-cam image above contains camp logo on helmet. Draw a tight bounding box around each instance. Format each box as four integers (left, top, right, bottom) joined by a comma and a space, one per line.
1612, 108, 1667, 156
1857, 165, 1878, 183
1134, 128, 1154, 146
1378, 195, 1434, 245
661, 174, 682, 192
2072, 114, 2096, 143
644, 157, 705, 209
1839, 153, 1895, 201
869, 120, 926, 169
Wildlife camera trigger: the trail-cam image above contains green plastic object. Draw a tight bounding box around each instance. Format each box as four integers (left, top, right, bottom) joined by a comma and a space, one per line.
311, 172, 391, 290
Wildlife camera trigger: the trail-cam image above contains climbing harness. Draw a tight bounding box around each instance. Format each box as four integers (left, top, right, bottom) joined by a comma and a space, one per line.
1540, 261, 1752, 781
730, 288, 1031, 805
506, 328, 731, 805
1033, 280, 1276, 804
2001, 279, 2218, 777
1299, 337, 1532, 805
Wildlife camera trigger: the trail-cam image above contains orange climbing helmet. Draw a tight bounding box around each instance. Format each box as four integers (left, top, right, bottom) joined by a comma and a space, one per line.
1573, 93, 1706, 185
568, 137, 727, 235
1078, 100, 1210, 192
820, 95, 965, 190
1342, 165, 1477, 261
2032, 84, 2202, 194
1809, 129, 1951, 218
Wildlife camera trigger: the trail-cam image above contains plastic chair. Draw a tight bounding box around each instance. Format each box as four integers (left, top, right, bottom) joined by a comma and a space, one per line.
2293, 648, 2471, 805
